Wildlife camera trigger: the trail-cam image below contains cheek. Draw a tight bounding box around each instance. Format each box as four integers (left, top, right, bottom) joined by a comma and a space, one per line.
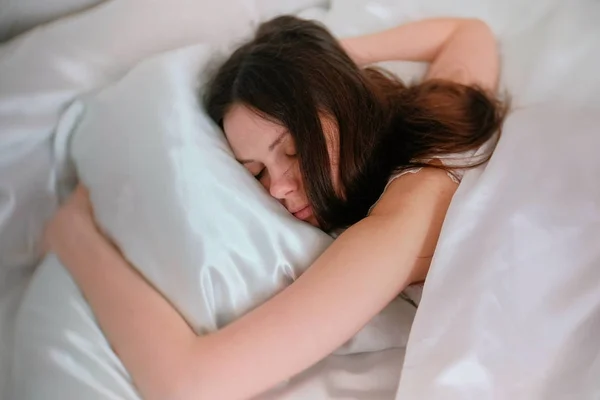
291, 160, 306, 193
320, 117, 342, 195
325, 144, 343, 197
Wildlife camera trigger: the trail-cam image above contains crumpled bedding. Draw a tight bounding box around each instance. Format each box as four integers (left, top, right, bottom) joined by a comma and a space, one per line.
397, 105, 600, 400
2, 0, 600, 399
0, 0, 106, 42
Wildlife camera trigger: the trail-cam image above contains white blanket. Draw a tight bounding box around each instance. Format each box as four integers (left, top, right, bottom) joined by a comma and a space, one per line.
398, 105, 600, 399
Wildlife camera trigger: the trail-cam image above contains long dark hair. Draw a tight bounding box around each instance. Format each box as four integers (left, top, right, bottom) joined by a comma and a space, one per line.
204, 16, 507, 230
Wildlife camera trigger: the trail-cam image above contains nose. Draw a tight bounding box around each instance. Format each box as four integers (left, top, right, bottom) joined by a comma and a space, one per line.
268, 164, 299, 200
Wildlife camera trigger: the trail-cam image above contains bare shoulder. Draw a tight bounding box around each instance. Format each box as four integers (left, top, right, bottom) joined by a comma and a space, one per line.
370, 167, 458, 219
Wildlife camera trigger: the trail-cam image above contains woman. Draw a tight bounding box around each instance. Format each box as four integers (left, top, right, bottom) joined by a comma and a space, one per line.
46, 16, 507, 400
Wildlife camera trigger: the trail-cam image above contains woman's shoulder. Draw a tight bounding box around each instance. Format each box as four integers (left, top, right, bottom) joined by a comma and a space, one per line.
368, 144, 491, 216
368, 166, 458, 218
366, 161, 460, 217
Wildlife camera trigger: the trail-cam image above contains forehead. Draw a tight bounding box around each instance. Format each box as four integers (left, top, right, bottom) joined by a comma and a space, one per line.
223, 104, 284, 149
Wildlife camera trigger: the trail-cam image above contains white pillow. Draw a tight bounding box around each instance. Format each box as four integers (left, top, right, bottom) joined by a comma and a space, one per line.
73, 44, 334, 330
0, 0, 266, 276
11, 44, 414, 399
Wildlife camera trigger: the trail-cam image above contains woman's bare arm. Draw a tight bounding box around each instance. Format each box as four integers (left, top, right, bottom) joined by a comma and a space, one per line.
50, 170, 455, 400
341, 18, 499, 90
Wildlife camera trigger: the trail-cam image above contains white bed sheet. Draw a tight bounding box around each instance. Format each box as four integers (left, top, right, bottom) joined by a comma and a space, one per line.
0, 0, 106, 42
0, 267, 32, 399
1, 0, 600, 399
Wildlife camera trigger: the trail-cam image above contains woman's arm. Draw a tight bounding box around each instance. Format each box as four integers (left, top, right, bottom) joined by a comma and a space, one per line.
49, 170, 456, 400
46, 187, 197, 398
341, 18, 499, 90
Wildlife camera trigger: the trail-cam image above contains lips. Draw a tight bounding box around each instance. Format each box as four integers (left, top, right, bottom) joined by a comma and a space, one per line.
292, 205, 312, 221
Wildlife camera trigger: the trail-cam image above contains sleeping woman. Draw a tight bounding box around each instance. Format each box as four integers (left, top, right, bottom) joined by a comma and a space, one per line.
45, 15, 507, 400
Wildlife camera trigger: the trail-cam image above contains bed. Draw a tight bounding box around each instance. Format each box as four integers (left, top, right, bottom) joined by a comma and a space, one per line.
1, 1, 599, 399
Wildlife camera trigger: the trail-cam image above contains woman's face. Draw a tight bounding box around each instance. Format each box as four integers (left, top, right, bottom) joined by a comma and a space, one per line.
223, 104, 340, 228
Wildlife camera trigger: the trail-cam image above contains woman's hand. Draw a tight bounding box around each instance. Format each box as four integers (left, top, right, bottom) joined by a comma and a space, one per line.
44, 185, 97, 255
40, 184, 200, 400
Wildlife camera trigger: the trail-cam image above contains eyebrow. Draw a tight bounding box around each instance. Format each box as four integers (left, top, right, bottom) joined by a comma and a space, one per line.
238, 131, 288, 164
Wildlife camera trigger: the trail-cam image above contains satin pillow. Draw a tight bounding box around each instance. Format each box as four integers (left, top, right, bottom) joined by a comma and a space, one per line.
71, 44, 335, 331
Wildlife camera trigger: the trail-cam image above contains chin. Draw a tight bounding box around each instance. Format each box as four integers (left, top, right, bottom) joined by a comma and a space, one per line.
307, 215, 320, 228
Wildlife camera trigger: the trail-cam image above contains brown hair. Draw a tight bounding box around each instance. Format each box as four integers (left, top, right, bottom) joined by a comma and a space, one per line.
205, 16, 507, 230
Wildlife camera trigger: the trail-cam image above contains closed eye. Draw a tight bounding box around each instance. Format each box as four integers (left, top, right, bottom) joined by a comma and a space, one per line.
284, 138, 297, 158
254, 168, 266, 180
